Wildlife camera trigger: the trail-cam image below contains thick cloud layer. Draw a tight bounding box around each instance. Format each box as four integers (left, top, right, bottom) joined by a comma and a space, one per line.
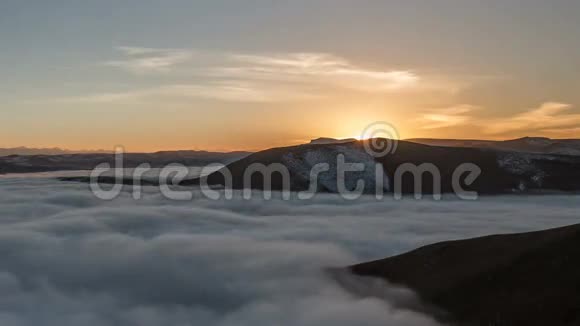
0, 175, 579, 326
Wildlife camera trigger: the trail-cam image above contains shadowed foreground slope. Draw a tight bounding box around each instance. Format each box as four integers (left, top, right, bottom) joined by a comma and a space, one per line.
350, 223, 580, 325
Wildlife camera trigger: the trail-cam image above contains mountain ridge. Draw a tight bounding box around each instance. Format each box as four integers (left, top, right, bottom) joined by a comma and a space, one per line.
0, 151, 251, 175
407, 136, 580, 156
181, 139, 580, 194
0, 147, 112, 156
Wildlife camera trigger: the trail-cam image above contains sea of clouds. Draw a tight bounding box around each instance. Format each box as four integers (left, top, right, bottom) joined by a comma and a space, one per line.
0, 175, 579, 326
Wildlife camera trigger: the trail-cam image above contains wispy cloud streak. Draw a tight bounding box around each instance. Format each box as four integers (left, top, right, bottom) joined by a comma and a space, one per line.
417, 102, 580, 137
104, 46, 192, 73
88, 46, 461, 103
484, 102, 580, 135
419, 105, 479, 129
220, 52, 422, 91
59, 81, 322, 103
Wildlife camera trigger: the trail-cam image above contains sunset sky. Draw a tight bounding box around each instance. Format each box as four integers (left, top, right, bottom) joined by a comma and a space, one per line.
1, 0, 579, 152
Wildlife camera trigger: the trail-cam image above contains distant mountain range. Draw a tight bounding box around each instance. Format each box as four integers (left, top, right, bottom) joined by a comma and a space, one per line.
0, 151, 251, 174
0, 147, 112, 156
6, 137, 579, 157
407, 136, 580, 156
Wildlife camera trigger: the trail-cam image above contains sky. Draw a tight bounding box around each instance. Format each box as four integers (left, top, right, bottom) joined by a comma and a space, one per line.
1, 0, 579, 152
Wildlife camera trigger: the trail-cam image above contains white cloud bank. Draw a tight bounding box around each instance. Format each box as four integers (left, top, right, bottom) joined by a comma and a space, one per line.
1, 176, 579, 325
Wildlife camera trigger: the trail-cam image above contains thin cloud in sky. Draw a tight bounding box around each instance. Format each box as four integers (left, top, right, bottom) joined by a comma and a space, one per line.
224, 52, 422, 91
417, 102, 580, 136
116, 46, 177, 56
104, 46, 193, 74
542, 127, 580, 136
484, 102, 580, 135
419, 105, 479, 129
59, 81, 323, 103
86, 46, 461, 104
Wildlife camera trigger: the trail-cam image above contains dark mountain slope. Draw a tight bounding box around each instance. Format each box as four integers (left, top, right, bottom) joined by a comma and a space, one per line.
186, 139, 580, 194
350, 223, 580, 325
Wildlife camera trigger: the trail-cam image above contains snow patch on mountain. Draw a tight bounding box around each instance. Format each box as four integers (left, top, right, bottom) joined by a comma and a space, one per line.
497, 153, 547, 189
282, 144, 388, 194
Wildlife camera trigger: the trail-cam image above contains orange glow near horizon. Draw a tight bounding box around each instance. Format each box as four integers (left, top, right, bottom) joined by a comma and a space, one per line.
3, 119, 577, 153
2, 97, 579, 152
